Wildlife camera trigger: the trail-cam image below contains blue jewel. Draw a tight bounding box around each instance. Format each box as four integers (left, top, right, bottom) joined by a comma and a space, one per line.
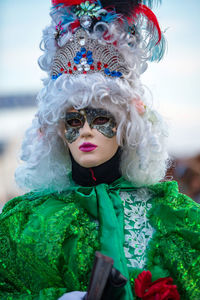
116, 71, 122, 77
52, 75, 56, 80
81, 47, 86, 54
111, 71, 117, 77
76, 51, 82, 59
74, 57, 80, 64
87, 58, 94, 65
86, 51, 92, 58
104, 68, 111, 75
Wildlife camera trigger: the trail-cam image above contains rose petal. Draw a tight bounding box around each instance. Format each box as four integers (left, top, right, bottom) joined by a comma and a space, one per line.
134, 272, 180, 300
134, 271, 152, 297
149, 277, 173, 287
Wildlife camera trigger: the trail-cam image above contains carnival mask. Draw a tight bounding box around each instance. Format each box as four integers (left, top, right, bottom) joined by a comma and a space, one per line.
64, 107, 116, 143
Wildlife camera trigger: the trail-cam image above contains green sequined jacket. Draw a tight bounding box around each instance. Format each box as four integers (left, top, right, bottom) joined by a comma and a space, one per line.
0, 177, 200, 300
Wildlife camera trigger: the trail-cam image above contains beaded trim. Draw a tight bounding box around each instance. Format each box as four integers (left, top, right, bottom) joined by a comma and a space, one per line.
51, 28, 129, 79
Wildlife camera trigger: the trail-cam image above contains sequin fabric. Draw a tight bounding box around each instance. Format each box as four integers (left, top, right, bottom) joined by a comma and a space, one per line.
0, 191, 100, 299
120, 189, 155, 269
0, 179, 200, 299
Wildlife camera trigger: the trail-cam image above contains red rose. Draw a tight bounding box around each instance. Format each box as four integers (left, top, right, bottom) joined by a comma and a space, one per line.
134, 270, 180, 300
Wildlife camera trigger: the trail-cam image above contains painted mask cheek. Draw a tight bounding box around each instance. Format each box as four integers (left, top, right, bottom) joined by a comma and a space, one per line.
93, 118, 117, 138
64, 112, 85, 143
64, 127, 81, 143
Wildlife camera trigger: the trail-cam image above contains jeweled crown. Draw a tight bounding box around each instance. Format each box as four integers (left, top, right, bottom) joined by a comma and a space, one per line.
50, 0, 163, 80
51, 28, 129, 79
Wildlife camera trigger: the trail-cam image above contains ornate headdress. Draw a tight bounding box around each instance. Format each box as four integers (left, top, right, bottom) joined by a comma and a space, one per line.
50, 0, 165, 80
51, 28, 130, 79
15, 0, 168, 193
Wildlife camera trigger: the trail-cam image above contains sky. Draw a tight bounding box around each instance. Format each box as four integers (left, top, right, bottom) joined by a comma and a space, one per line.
0, 0, 200, 156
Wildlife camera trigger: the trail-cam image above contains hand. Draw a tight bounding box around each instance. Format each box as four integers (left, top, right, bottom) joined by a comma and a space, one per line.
58, 291, 87, 300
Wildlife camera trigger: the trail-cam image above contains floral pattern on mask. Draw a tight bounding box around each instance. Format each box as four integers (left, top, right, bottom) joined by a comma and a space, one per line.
64, 107, 116, 143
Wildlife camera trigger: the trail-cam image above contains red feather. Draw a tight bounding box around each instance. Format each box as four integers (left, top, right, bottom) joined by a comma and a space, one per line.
52, 0, 84, 6
70, 19, 80, 32
130, 4, 161, 44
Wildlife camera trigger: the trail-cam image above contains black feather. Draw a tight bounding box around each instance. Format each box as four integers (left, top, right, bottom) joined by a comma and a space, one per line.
100, 0, 142, 17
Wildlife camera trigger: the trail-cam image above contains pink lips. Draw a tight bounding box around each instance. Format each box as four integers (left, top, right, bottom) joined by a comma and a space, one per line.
79, 142, 97, 152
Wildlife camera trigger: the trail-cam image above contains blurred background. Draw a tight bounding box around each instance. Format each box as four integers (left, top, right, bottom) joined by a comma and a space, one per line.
0, 0, 200, 210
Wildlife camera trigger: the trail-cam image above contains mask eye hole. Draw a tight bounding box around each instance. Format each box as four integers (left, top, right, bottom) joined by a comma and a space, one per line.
93, 117, 110, 126
66, 118, 83, 128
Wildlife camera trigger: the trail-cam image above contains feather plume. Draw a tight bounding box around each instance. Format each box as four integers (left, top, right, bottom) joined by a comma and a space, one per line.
142, 0, 162, 9
132, 4, 161, 43
52, 0, 83, 6
148, 33, 166, 61
99, 0, 142, 17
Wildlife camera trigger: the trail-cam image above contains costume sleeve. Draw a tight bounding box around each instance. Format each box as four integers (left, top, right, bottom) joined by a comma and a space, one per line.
0, 288, 67, 300
0, 190, 98, 300
166, 192, 200, 299
0, 195, 68, 300
147, 184, 200, 300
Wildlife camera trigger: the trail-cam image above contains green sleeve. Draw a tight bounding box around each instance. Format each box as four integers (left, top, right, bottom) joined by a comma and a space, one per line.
0, 194, 67, 300
148, 182, 200, 300
0, 288, 66, 300
0, 190, 98, 300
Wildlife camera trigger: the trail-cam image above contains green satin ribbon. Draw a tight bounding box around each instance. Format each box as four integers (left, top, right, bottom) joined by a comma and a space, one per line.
67, 177, 136, 300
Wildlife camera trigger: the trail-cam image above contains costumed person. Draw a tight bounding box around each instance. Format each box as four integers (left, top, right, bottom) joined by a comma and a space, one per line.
0, 0, 200, 299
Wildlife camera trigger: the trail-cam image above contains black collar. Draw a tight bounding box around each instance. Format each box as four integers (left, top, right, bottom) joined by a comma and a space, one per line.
70, 148, 122, 186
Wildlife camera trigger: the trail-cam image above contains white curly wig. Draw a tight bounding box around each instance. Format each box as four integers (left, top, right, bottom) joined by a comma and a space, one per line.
15, 4, 169, 192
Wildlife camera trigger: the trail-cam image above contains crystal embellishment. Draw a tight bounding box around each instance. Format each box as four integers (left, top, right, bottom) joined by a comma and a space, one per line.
51, 28, 129, 79
80, 15, 93, 29
75, 1, 102, 18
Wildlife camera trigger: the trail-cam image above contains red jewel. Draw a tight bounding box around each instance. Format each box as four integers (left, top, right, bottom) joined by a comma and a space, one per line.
73, 66, 77, 71
90, 65, 94, 70
69, 69, 73, 74
104, 64, 108, 68
97, 61, 101, 66
64, 70, 68, 74
60, 68, 64, 72
83, 71, 87, 74
97, 66, 101, 70
68, 62, 71, 67
82, 54, 86, 58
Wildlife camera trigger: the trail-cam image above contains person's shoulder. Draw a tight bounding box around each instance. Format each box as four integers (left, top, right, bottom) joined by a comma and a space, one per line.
149, 180, 179, 197
147, 180, 200, 234
149, 180, 200, 210
0, 188, 84, 245
0, 188, 75, 220
1, 190, 46, 216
